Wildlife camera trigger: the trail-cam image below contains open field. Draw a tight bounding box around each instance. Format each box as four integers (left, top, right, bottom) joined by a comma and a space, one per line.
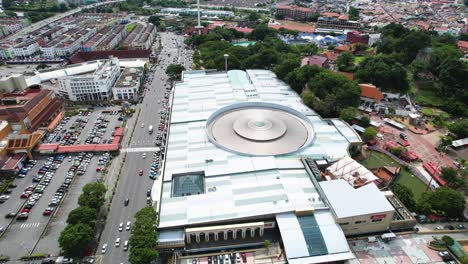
361, 151, 427, 199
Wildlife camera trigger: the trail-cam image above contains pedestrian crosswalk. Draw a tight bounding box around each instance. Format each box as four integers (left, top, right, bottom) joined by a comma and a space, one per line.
19, 222, 42, 229
121, 147, 160, 153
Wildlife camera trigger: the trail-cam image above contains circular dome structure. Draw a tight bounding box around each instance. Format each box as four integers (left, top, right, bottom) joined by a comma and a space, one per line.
206, 102, 315, 156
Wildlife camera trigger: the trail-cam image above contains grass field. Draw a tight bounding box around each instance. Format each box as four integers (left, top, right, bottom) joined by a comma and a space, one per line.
361, 150, 427, 199
414, 81, 444, 107
354, 56, 365, 65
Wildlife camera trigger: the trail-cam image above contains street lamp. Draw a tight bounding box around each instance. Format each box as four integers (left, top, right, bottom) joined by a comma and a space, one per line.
224, 54, 229, 71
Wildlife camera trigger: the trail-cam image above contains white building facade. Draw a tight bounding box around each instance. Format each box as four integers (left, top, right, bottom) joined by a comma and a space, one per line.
58, 57, 121, 101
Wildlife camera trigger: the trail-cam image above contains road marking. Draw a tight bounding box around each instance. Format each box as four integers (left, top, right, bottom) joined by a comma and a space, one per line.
121, 147, 160, 153
20, 222, 42, 229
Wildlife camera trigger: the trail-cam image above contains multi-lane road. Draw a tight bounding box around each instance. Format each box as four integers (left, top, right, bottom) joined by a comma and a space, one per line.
97, 32, 192, 264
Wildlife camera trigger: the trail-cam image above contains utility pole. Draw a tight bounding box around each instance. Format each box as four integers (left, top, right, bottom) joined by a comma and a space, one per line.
195, 0, 204, 35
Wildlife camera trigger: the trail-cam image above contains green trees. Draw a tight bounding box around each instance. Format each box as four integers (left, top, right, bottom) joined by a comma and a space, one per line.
165, 64, 186, 80
274, 58, 301, 80
129, 206, 158, 264
67, 206, 98, 226
348, 7, 359, 21
363, 127, 378, 141
336, 52, 355, 72
440, 167, 465, 189
284, 65, 322, 94
60, 183, 106, 258
355, 55, 409, 93
58, 224, 94, 257
417, 188, 465, 218
391, 183, 416, 211
78, 182, 107, 210
250, 24, 277, 41
448, 120, 468, 139
305, 71, 361, 117
339, 107, 358, 123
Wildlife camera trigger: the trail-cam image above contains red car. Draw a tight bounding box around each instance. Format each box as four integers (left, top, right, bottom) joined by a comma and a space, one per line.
21, 208, 30, 213
20, 192, 30, 199
399, 139, 410, 147
43, 210, 52, 216
96, 167, 103, 172
138, 170, 143, 176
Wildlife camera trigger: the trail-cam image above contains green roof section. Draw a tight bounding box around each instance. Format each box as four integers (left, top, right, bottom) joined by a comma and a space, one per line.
172, 174, 205, 197
298, 215, 329, 256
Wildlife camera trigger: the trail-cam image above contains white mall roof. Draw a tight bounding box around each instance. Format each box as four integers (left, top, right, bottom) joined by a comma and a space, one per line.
319, 179, 394, 219
159, 70, 359, 229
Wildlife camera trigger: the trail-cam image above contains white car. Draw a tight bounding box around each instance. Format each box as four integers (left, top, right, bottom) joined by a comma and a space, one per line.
141, 123, 145, 128
126, 221, 131, 231
0, 195, 10, 200
119, 222, 123, 232
115, 238, 121, 247
101, 243, 107, 254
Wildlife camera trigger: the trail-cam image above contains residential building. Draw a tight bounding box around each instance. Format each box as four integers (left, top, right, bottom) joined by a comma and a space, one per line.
57, 57, 121, 101
346, 31, 369, 45
359, 83, 384, 103
12, 39, 40, 57
301, 55, 329, 68
112, 67, 143, 101
156, 69, 394, 262
457, 40, 468, 53
133, 24, 156, 50
317, 16, 360, 31
160, 8, 233, 17
276, 4, 314, 19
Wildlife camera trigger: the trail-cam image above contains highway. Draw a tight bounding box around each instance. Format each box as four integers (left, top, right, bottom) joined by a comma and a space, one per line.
1, 0, 124, 42
97, 32, 191, 264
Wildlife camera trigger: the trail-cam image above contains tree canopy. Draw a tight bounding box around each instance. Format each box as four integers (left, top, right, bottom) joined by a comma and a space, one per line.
78, 182, 106, 210
336, 52, 355, 72
363, 127, 378, 141
440, 167, 465, 189
391, 183, 416, 211
355, 55, 409, 93
339, 106, 358, 123
59, 223, 94, 257
166, 64, 186, 80
306, 71, 361, 117
67, 206, 98, 226
129, 206, 158, 264
417, 188, 465, 218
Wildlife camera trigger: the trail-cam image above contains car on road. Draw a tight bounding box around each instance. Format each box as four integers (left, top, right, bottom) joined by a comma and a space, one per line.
115, 238, 120, 247
139, 169, 143, 176
5, 212, 16, 218
457, 224, 466, 229
119, 222, 123, 231
17, 212, 29, 220
124, 198, 130, 206
126, 221, 131, 231
123, 240, 129, 251
398, 139, 410, 147
0, 195, 10, 201
101, 244, 107, 254
141, 123, 145, 128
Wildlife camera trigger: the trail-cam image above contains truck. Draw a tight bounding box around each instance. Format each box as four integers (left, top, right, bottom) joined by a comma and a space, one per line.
148, 125, 153, 134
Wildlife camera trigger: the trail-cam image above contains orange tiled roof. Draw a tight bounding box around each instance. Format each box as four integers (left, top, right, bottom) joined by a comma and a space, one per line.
457, 40, 468, 49
359, 83, 384, 102
320, 51, 337, 61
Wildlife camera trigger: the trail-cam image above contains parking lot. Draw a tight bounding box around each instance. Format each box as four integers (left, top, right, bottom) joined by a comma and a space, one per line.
42, 108, 123, 147
0, 151, 110, 260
